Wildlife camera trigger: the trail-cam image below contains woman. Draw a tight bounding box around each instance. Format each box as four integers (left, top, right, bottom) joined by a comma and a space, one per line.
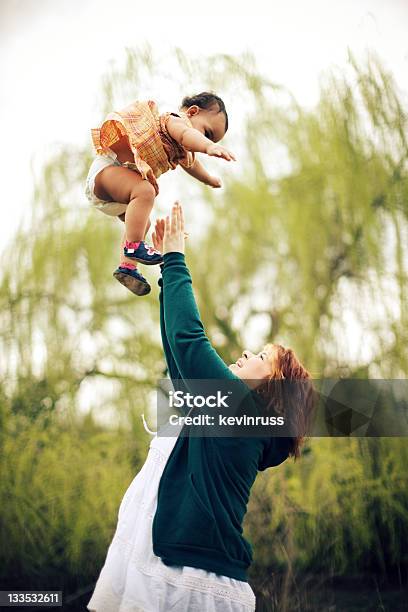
87, 203, 314, 612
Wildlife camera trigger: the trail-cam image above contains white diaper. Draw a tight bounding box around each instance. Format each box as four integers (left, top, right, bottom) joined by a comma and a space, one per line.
85, 150, 128, 217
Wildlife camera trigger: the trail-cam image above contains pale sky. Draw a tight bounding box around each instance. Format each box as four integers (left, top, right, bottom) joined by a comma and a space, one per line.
1, 0, 407, 250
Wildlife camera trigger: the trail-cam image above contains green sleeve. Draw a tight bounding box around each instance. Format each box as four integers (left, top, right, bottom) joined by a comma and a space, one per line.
158, 273, 183, 383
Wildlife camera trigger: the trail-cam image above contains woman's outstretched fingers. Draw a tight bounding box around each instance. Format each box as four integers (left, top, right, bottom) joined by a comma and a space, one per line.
171, 205, 177, 235
152, 218, 166, 252
152, 230, 157, 250
163, 207, 185, 255
173, 203, 179, 235
176, 205, 180, 234
179, 204, 185, 233
156, 218, 165, 241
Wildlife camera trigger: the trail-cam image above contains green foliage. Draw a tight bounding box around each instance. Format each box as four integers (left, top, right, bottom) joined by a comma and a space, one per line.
247, 438, 408, 578
0, 401, 137, 582
0, 46, 407, 596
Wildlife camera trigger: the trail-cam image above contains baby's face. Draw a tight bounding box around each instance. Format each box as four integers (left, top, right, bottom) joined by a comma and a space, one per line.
184, 105, 227, 142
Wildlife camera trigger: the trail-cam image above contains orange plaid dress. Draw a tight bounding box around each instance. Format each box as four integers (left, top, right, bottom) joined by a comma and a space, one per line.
91, 100, 195, 190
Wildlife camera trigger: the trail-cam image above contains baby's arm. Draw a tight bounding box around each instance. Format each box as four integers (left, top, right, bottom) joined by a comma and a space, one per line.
166, 116, 235, 162
181, 158, 222, 188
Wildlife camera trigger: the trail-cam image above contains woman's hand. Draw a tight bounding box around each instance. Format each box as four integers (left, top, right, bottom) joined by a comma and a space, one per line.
152, 218, 165, 253
163, 202, 186, 255
152, 203, 189, 256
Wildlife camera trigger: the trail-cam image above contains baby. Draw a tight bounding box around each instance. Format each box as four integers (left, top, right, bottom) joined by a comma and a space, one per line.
85, 92, 235, 296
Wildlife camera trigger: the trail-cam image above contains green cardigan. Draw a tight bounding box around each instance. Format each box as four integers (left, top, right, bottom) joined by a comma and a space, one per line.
152, 251, 291, 582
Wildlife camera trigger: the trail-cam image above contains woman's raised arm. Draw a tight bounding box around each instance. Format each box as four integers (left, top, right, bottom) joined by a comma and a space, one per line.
152, 222, 184, 384
160, 203, 240, 383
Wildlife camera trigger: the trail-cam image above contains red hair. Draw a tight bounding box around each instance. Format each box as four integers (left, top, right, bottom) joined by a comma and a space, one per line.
255, 343, 316, 460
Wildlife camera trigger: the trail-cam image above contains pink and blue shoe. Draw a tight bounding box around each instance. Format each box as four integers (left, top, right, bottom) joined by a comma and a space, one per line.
113, 263, 151, 296
124, 240, 163, 265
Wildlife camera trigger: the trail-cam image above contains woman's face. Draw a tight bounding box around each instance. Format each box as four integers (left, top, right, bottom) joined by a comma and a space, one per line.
228, 346, 278, 388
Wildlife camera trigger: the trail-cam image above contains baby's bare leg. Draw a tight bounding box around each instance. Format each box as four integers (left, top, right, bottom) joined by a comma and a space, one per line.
118, 216, 151, 267
94, 166, 155, 242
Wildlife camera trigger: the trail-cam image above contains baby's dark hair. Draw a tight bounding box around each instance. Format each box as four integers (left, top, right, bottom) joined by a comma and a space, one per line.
181, 92, 228, 132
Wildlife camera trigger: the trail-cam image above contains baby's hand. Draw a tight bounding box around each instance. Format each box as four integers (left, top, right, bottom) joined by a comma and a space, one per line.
207, 176, 222, 188
206, 144, 236, 162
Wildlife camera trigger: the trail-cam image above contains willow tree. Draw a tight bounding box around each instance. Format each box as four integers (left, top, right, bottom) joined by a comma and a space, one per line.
0, 47, 407, 597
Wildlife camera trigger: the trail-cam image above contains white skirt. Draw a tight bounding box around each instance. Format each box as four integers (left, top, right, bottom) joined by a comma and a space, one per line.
86, 426, 256, 612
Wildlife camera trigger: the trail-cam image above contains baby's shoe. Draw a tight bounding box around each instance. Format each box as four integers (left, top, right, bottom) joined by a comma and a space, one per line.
124, 240, 163, 265
113, 263, 151, 296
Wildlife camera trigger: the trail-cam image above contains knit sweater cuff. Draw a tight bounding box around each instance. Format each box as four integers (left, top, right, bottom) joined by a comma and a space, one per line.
163, 251, 186, 265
